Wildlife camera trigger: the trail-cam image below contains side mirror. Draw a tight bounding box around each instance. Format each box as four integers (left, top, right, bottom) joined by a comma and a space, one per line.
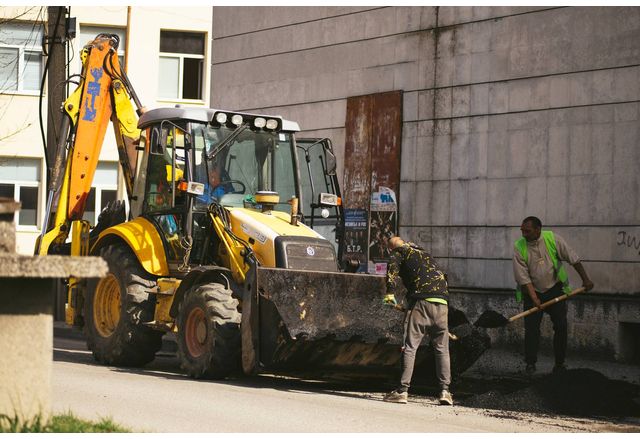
324, 148, 337, 176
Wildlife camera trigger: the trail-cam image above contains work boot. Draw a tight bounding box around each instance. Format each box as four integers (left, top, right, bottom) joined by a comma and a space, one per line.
525, 363, 536, 375
383, 389, 408, 404
552, 363, 567, 374
438, 389, 453, 406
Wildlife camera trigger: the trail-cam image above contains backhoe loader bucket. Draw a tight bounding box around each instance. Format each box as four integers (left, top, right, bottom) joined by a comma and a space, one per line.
241, 267, 490, 383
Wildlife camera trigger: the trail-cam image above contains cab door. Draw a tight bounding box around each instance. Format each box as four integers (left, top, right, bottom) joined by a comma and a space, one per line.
143, 122, 191, 274
296, 137, 345, 265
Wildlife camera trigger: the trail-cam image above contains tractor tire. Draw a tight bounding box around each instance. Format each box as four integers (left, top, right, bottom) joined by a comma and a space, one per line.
176, 282, 241, 379
84, 244, 163, 366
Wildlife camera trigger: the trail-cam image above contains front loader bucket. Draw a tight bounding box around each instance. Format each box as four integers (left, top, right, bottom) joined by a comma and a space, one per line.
241, 267, 490, 384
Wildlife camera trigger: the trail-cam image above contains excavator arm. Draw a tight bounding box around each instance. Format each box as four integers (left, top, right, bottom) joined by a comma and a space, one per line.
37, 34, 144, 256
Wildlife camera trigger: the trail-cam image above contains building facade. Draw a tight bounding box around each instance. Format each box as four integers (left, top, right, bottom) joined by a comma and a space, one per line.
210, 6, 640, 363
0, 6, 212, 254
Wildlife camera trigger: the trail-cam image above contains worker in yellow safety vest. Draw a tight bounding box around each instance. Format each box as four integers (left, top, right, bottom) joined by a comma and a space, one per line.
513, 216, 594, 375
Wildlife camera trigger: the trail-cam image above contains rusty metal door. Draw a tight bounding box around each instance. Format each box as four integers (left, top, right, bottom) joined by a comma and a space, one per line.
343, 91, 402, 269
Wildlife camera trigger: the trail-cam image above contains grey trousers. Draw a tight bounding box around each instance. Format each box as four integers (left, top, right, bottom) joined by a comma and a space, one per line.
399, 300, 451, 392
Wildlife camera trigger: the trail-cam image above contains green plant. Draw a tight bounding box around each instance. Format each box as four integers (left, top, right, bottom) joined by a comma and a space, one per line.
0, 412, 130, 433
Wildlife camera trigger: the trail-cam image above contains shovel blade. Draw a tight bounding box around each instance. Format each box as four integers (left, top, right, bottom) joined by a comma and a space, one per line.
242, 267, 491, 382
474, 309, 510, 328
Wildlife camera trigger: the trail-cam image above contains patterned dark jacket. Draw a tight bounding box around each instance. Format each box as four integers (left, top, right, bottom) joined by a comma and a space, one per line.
386, 242, 449, 302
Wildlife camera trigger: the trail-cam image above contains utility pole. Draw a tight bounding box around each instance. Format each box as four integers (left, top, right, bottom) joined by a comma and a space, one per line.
45, 6, 67, 175
45, 6, 68, 321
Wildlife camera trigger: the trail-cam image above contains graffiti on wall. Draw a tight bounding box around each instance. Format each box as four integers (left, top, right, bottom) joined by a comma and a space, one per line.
617, 230, 640, 256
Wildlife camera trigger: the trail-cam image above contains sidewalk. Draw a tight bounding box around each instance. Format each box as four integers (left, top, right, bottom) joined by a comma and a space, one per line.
53, 321, 177, 354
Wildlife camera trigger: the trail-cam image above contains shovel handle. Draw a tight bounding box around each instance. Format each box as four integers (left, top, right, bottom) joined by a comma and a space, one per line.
507, 287, 586, 323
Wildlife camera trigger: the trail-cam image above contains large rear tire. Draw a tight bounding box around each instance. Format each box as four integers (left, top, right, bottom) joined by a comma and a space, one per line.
84, 244, 163, 366
177, 283, 241, 379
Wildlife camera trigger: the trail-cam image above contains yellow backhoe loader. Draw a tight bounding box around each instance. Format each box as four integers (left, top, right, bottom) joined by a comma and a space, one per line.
38, 34, 489, 382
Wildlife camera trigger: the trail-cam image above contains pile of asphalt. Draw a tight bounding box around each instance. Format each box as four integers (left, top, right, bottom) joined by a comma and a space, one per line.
461, 368, 640, 418
473, 310, 509, 328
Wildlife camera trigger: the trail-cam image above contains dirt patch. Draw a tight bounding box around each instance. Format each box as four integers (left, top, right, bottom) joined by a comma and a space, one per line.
460, 368, 640, 418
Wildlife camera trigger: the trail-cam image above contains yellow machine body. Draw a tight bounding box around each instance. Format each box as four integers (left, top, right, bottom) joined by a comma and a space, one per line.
91, 217, 170, 276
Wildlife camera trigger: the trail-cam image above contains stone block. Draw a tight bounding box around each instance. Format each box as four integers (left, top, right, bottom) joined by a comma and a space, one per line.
429, 226, 448, 257
398, 180, 415, 224
452, 85, 471, 117
505, 178, 527, 225
417, 90, 434, 121
613, 120, 639, 176
508, 81, 532, 112
569, 124, 593, 175
568, 73, 593, 107
466, 227, 486, 259
507, 129, 529, 177
414, 181, 432, 226
487, 121, 508, 174
567, 175, 592, 224
549, 75, 570, 108
449, 180, 468, 226
448, 226, 467, 258
591, 105, 614, 124
548, 125, 570, 176
469, 130, 489, 179
400, 124, 417, 182
433, 134, 451, 181
467, 180, 487, 225
590, 174, 613, 224
488, 82, 508, 114
412, 226, 431, 249
592, 68, 615, 104
393, 61, 422, 92
545, 176, 569, 225
434, 88, 452, 119
403, 91, 419, 122
0, 311, 52, 427
485, 226, 512, 259
528, 127, 548, 177
485, 179, 508, 225
469, 82, 489, 115
430, 180, 450, 225
614, 67, 640, 102
525, 177, 547, 219
450, 133, 470, 179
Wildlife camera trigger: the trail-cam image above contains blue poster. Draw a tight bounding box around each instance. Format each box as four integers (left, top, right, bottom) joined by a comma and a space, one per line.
343, 208, 368, 272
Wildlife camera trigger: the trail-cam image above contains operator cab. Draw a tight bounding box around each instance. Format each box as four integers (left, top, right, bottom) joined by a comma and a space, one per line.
131, 108, 303, 273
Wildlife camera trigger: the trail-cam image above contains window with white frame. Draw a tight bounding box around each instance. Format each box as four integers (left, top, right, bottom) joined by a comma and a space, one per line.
82, 162, 119, 224
0, 22, 44, 93
79, 26, 126, 71
158, 30, 204, 100
0, 158, 41, 228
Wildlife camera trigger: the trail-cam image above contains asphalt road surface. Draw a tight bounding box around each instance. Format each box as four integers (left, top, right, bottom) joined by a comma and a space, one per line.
52, 330, 633, 433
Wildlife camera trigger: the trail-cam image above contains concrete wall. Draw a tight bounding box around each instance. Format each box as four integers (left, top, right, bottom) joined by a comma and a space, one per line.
211, 6, 640, 361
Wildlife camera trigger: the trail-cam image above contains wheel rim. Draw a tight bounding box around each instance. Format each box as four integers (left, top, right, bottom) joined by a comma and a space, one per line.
185, 307, 208, 358
93, 274, 121, 338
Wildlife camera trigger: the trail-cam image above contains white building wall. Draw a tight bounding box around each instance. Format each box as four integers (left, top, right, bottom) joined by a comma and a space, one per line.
0, 6, 212, 254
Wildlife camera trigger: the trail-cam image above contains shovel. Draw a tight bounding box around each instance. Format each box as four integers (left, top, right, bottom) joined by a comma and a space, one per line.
474, 287, 586, 329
